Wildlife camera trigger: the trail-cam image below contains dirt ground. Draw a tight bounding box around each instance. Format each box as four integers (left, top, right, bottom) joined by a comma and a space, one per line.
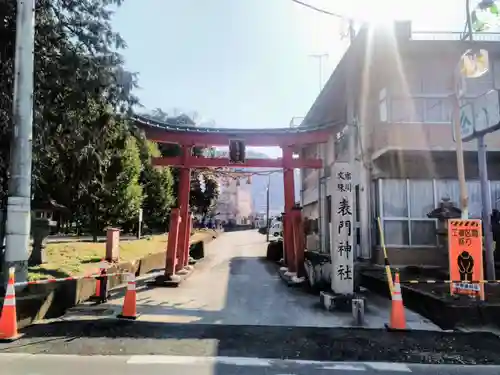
393, 267, 500, 305
28, 229, 216, 280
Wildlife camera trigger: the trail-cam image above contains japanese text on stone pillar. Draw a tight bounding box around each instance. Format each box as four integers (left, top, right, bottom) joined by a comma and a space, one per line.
331, 164, 354, 294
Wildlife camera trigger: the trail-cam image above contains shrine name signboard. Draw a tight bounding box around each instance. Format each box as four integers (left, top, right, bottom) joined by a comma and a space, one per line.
330, 163, 354, 295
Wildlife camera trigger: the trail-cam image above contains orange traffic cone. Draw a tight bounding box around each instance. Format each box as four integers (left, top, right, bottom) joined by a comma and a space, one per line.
0, 268, 22, 341
385, 272, 408, 331
117, 273, 137, 320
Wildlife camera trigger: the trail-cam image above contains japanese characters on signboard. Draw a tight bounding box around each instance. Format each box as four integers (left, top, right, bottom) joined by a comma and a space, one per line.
448, 219, 484, 300
330, 163, 354, 295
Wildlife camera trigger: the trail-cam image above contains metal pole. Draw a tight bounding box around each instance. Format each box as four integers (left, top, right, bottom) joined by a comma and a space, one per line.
137, 209, 142, 240
465, 0, 473, 41
309, 54, 328, 93
4, 0, 35, 283
318, 58, 323, 92
453, 93, 469, 219
455, 0, 472, 219
318, 145, 325, 254
265, 176, 270, 242
478, 135, 495, 279
463, 0, 495, 279
309, 53, 328, 252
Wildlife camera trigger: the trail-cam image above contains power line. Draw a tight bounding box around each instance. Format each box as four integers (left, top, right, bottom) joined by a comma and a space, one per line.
289, 0, 346, 18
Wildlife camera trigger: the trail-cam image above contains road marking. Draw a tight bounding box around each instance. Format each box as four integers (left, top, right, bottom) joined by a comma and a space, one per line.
127, 355, 412, 371
322, 364, 366, 371
217, 356, 272, 366
127, 356, 269, 366
0, 354, 411, 372
365, 362, 412, 372
127, 356, 213, 365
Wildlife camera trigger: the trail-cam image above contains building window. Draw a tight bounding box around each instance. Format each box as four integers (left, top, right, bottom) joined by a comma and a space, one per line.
379, 179, 437, 247
435, 179, 482, 218
378, 178, 495, 247
424, 98, 452, 123
390, 96, 452, 123
491, 181, 500, 210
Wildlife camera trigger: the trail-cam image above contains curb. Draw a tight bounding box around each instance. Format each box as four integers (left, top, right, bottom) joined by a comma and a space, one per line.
106, 271, 163, 299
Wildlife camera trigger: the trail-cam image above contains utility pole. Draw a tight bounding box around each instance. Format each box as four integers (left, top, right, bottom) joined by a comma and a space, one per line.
309, 53, 328, 253
4, 0, 36, 283
309, 54, 329, 93
461, 0, 495, 280
455, 0, 471, 221
265, 175, 270, 242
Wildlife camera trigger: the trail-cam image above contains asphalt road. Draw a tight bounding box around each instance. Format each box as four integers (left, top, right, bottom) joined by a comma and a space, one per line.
95, 230, 436, 329
2, 230, 500, 374
2, 353, 500, 375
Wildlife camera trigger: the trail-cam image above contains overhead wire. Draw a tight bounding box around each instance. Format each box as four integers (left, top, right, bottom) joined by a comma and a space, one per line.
288, 0, 458, 130
289, 0, 346, 18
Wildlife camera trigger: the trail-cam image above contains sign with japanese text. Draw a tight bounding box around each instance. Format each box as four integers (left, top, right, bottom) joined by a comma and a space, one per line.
330, 163, 354, 295
448, 219, 485, 300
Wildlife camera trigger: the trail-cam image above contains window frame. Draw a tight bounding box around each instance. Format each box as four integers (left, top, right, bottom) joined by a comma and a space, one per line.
389, 94, 453, 125
378, 179, 438, 247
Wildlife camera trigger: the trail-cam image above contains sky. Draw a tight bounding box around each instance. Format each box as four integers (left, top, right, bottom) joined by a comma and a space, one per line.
111, 0, 474, 156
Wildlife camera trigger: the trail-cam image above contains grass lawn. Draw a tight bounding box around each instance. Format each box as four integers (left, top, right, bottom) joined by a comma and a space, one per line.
28, 230, 215, 281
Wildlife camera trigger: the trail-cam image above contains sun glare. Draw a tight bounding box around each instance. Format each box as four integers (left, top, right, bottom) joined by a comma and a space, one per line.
344, 0, 458, 29
347, 0, 406, 25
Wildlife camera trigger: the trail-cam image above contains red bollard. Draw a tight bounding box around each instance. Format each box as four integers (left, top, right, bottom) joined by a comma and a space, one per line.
90, 260, 109, 303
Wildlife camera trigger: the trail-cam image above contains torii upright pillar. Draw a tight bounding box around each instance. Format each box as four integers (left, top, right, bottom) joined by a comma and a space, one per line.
155, 145, 192, 286
282, 146, 297, 275
176, 145, 192, 275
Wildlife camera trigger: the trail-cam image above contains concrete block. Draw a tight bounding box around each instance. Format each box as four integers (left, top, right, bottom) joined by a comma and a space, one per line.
320, 291, 362, 313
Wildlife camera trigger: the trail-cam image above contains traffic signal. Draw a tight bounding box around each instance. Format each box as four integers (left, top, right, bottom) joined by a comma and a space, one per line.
229, 139, 245, 163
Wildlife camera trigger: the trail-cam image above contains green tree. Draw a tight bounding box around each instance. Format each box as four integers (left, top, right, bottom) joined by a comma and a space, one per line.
140, 109, 220, 216
0, 0, 186, 240
190, 171, 220, 224
136, 135, 174, 232
102, 134, 143, 232
29, 0, 137, 235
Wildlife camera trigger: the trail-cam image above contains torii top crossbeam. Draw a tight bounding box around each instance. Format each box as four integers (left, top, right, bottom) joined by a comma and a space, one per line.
133, 115, 332, 147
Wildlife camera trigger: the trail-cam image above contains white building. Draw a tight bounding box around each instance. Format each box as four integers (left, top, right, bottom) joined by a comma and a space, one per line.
216, 179, 253, 225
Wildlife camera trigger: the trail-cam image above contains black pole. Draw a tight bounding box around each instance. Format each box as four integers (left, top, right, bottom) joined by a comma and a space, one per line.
465, 0, 473, 41
265, 176, 270, 242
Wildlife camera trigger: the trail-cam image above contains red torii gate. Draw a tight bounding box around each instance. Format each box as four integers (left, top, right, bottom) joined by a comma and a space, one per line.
134, 115, 329, 284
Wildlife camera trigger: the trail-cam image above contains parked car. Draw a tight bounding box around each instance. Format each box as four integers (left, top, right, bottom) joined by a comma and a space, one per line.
269, 222, 283, 241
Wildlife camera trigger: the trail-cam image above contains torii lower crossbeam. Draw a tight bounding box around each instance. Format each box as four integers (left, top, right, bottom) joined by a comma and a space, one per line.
152, 156, 322, 169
